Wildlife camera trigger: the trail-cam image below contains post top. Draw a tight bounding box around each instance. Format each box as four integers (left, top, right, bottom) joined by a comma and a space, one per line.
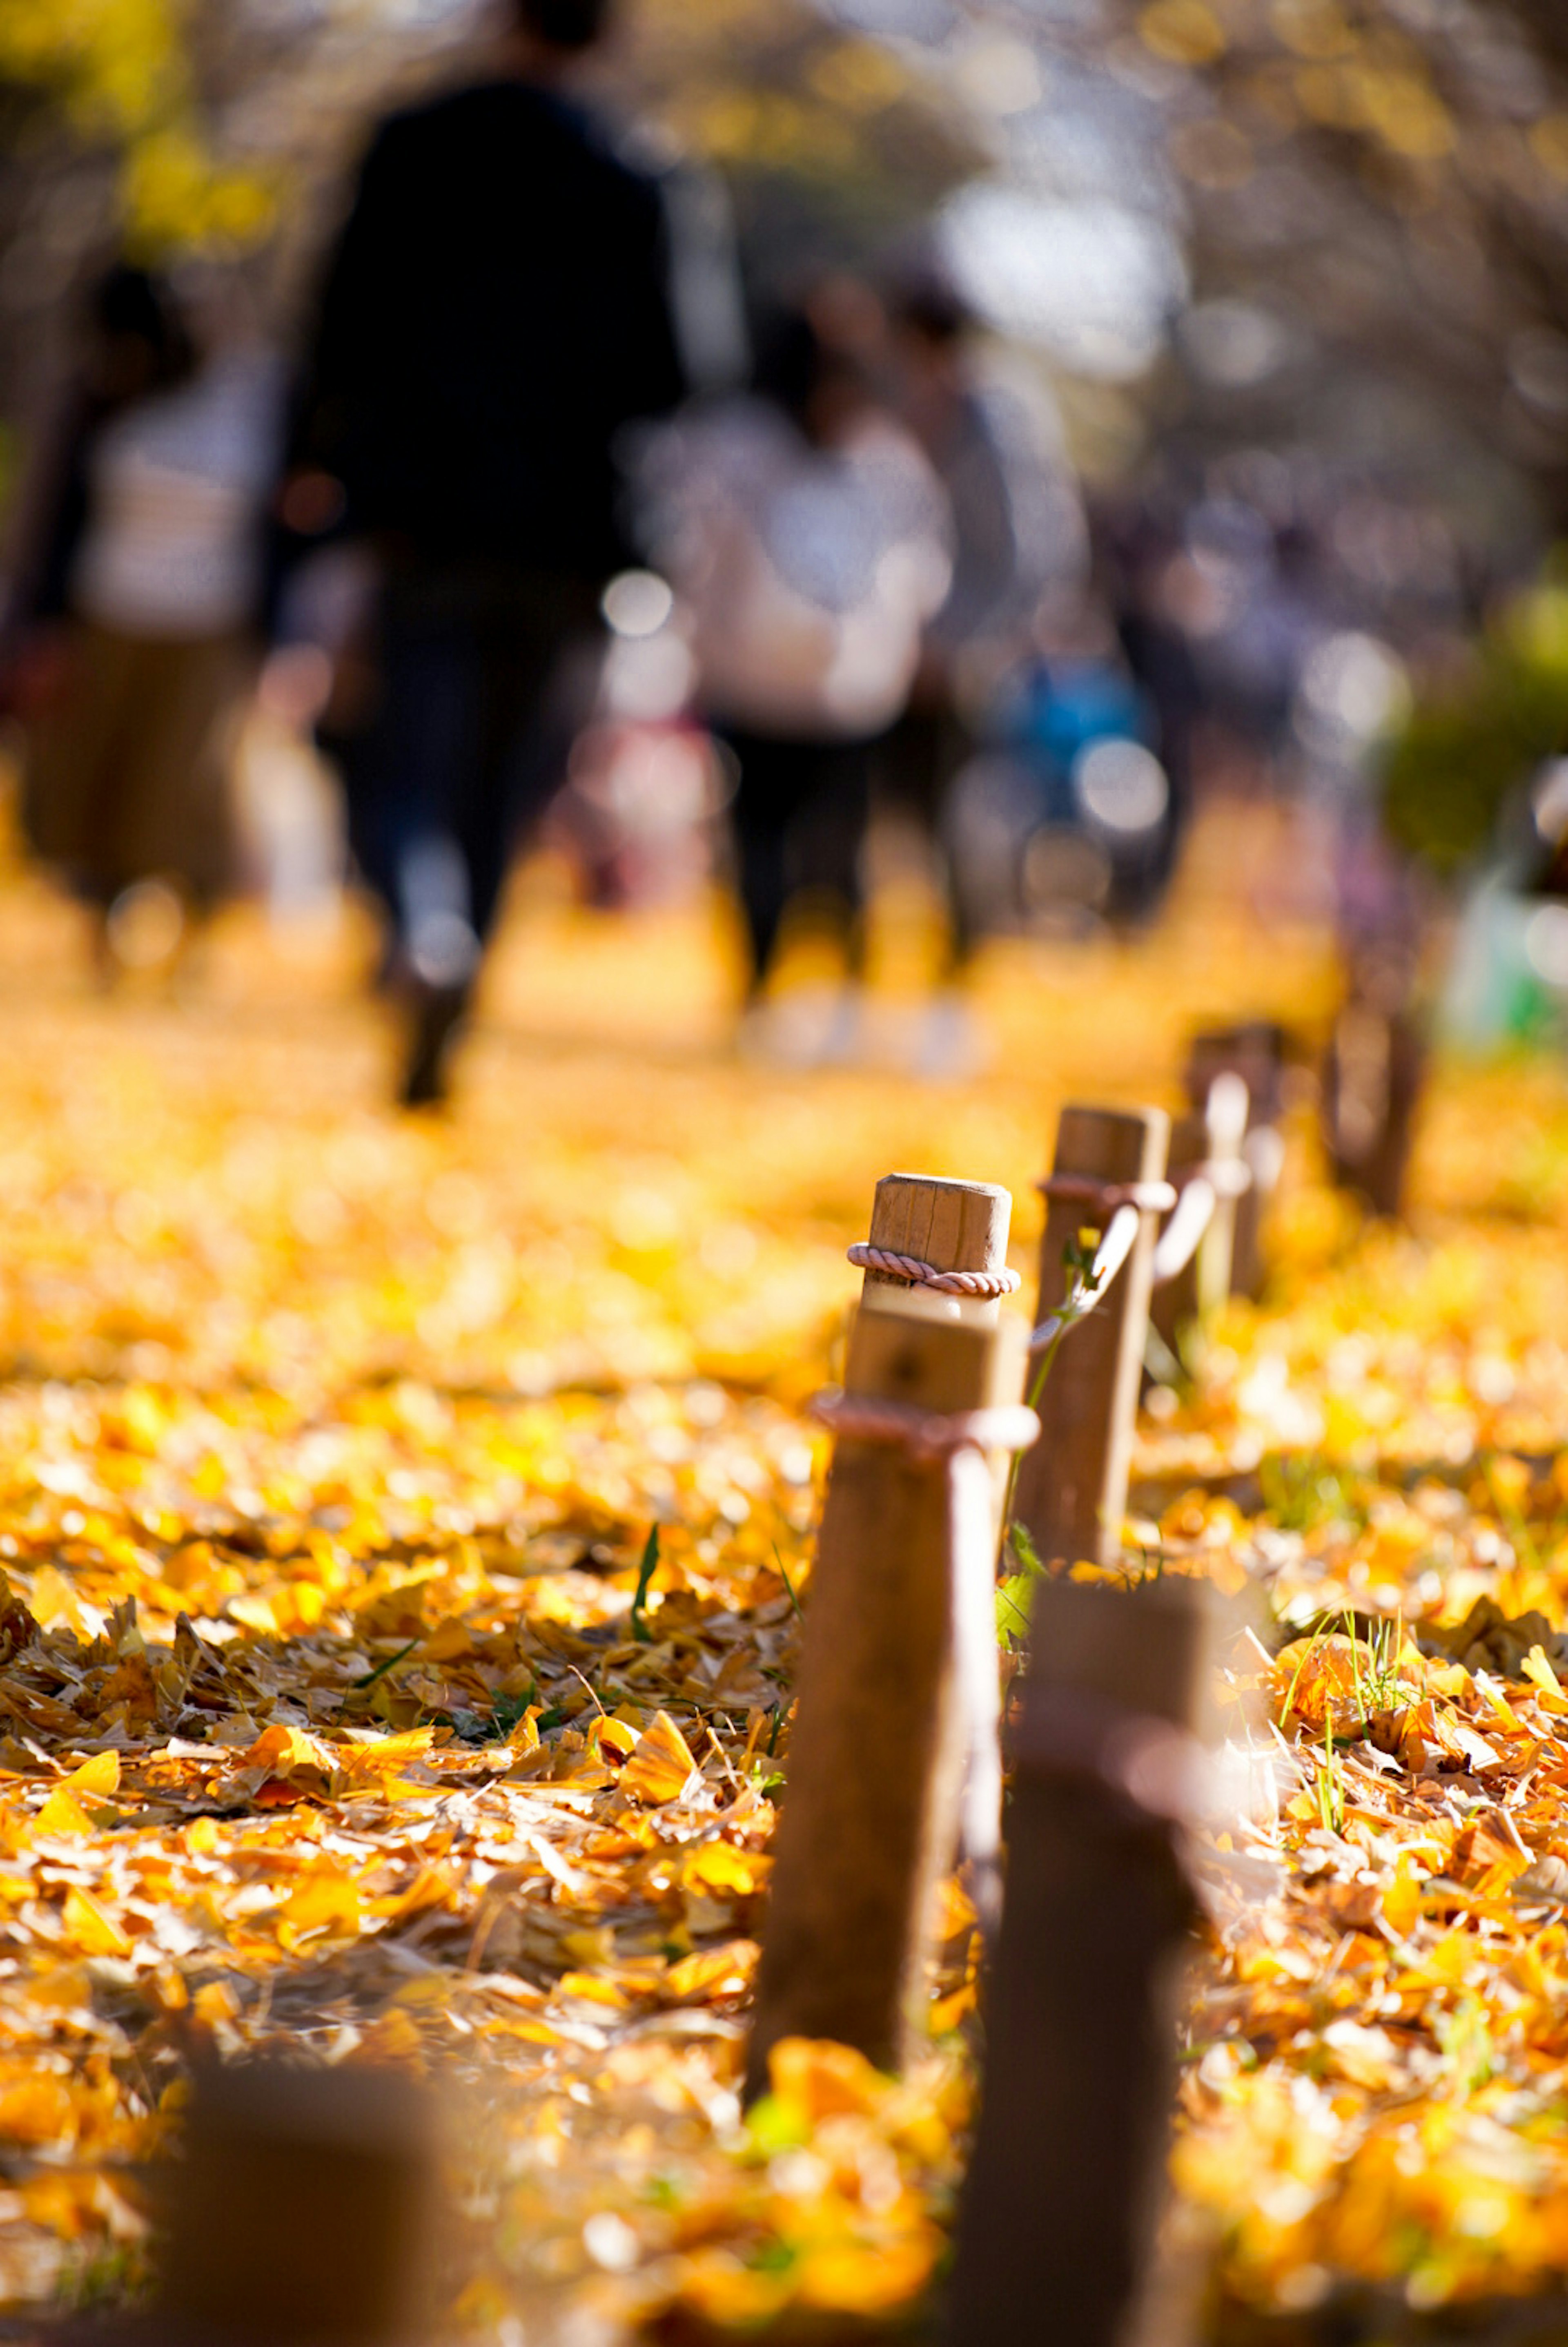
1185, 1023, 1288, 1117
878, 1171, 1011, 1199
1024, 1574, 1212, 1733
1050, 1104, 1170, 1187
160, 2056, 437, 2343
868, 1173, 1013, 1276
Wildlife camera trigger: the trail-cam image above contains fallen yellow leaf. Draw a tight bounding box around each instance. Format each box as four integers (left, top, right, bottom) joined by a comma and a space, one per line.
664, 1940, 759, 2002
682, 1839, 771, 1897
245, 1722, 335, 1781
1523, 1646, 1568, 1712
620, 1709, 698, 1805
34, 1786, 94, 1837
770, 2035, 890, 2122
795, 2235, 936, 2316
1382, 1853, 1423, 1939
61, 1886, 131, 1959
278, 1870, 360, 1939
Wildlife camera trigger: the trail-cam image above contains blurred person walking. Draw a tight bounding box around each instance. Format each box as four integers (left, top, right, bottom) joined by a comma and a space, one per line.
641, 310, 951, 1066
1, 263, 281, 972
283, 0, 686, 1105
880, 270, 1086, 1070
1104, 513, 1203, 904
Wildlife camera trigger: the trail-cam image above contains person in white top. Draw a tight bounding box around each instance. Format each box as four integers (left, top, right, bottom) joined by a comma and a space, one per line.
640, 308, 951, 1031
2, 263, 281, 959
71, 344, 280, 641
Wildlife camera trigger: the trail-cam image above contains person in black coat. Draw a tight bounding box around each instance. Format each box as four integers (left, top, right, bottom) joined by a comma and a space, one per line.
284, 0, 686, 1103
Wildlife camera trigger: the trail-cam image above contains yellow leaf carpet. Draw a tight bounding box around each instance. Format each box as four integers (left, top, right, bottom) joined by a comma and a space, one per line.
3, 801, 1568, 2336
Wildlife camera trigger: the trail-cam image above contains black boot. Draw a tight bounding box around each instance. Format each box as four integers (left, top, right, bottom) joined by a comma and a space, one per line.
400, 979, 469, 1107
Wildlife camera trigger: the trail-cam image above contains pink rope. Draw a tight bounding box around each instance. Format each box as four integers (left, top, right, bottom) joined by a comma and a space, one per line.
1173, 1157, 1252, 1200
811, 1390, 1042, 1462
1012, 1683, 1213, 1832
1037, 1174, 1177, 1215
1150, 1178, 1216, 1287
847, 1243, 1022, 1298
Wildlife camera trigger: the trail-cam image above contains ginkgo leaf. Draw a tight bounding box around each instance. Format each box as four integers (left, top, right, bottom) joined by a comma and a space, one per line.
34, 1786, 95, 1837
278, 1872, 361, 1940
339, 1728, 435, 1777
1522, 1646, 1568, 1713
663, 1941, 759, 2002
243, 1723, 336, 1783
61, 1887, 131, 1959
682, 1841, 771, 1897
1382, 1854, 1423, 1939
619, 1711, 699, 1806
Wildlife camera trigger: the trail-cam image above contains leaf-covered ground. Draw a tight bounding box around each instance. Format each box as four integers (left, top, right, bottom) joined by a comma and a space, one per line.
6, 801, 1568, 2338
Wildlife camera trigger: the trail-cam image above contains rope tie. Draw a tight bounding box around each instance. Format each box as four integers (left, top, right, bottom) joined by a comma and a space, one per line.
1151, 1178, 1216, 1287
1176, 1156, 1253, 1201
1029, 1175, 1175, 1339
846, 1244, 1022, 1298
1152, 1156, 1254, 1289
1037, 1174, 1177, 1215
1036, 1165, 1249, 1303
811, 1389, 1041, 1922
1244, 1124, 1286, 1193
1012, 1682, 1214, 1840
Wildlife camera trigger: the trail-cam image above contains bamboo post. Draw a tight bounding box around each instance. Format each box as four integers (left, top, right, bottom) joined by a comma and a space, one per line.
1013, 1107, 1169, 1569
747, 1175, 1025, 2095
946, 1575, 1209, 2347
156, 2057, 440, 2344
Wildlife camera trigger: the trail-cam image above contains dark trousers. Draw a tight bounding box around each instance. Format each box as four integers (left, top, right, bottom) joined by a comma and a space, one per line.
721, 724, 876, 988
332, 562, 599, 978
874, 698, 976, 972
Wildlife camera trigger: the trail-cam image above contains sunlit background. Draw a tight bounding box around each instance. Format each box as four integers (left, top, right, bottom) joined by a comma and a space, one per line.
9, 0, 1568, 1031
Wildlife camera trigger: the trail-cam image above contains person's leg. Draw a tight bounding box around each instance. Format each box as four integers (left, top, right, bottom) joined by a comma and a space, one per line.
392, 571, 600, 1103
723, 727, 803, 992
786, 735, 873, 975
338, 579, 480, 973
871, 703, 990, 1076
392, 635, 485, 990
334, 572, 489, 1103
931, 707, 982, 973
875, 701, 979, 977
21, 622, 134, 899
461, 573, 599, 949
119, 634, 249, 909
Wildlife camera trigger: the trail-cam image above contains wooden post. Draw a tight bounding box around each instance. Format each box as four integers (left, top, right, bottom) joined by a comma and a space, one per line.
1012, 1107, 1169, 1569
1324, 980, 1424, 1221
859, 1172, 1012, 1317
946, 1576, 1208, 2347
156, 2057, 440, 2344
747, 1176, 1023, 2095
1194, 1071, 1249, 1323
1185, 1023, 1288, 1300
1148, 1074, 1250, 1374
